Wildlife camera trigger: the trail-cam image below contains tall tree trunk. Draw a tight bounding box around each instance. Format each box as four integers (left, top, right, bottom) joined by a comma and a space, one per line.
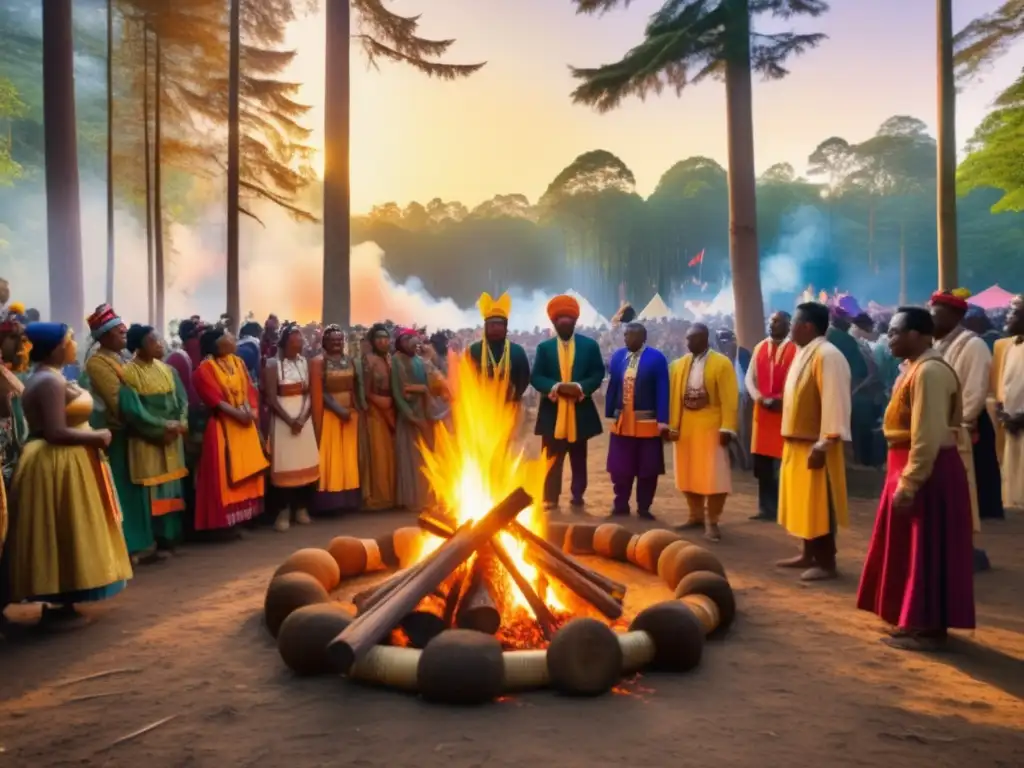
226, 0, 241, 332
937, 0, 958, 289
723, 0, 763, 353
105, 0, 115, 305
42, 0, 85, 330
322, 0, 351, 326
143, 27, 154, 325
899, 218, 907, 305
153, 32, 165, 333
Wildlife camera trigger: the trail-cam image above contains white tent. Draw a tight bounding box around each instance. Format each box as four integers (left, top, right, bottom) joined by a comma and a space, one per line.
566, 289, 611, 328
638, 293, 674, 320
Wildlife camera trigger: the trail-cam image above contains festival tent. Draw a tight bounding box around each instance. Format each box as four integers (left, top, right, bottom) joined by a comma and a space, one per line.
565, 289, 610, 328
638, 293, 675, 320
969, 284, 1016, 310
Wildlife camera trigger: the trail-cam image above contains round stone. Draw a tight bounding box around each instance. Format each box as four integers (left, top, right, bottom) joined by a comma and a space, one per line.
565, 524, 598, 555
656, 540, 691, 584
629, 600, 705, 672
277, 602, 354, 676
665, 545, 726, 588
608, 527, 634, 562
544, 521, 569, 549
264, 572, 330, 638
593, 523, 628, 558
327, 536, 368, 578
546, 618, 623, 697
635, 529, 681, 573
392, 527, 427, 568
674, 570, 736, 636
417, 629, 505, 705
274, 548, 342, 591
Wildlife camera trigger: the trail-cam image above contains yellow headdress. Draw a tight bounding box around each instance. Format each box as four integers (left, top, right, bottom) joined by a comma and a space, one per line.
8, 301, 24, 316
478, 291, 511, 321
951, 288, 972, 301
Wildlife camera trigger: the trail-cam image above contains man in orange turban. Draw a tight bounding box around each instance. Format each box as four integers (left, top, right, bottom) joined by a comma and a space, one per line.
531, 294, 606, 511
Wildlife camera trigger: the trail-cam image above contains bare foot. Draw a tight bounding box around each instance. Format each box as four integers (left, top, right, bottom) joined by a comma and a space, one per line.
881, 634, 946, 653
674, 520, 704, 532
704, 524, 721, 542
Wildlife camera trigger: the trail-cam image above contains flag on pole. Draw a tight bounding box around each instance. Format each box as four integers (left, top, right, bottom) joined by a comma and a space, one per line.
688, 249, 705, 267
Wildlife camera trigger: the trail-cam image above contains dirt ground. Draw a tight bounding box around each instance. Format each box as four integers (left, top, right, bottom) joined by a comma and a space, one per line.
1, 431, 1022, 768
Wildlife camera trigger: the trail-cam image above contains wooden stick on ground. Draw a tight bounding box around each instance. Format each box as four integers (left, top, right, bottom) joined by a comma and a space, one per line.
99, 715, 178, 752
53, 668, 142, 688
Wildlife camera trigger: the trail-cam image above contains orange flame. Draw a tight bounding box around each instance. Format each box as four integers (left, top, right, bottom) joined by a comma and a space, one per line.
416, 351, 563, 615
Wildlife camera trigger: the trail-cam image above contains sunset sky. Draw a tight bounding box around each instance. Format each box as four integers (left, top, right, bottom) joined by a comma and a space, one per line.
283, 0, 1023, 213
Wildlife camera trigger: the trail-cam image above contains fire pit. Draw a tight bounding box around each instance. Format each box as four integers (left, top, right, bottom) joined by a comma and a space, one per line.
263, 354, 736, 704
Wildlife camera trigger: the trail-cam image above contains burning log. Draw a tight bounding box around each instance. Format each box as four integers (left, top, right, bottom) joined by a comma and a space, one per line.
455, 556, 500, 635
418, 514, 557, 641
509, 521, 626, 601
327, 487, 533, 674
525, 547, 623, 621
400, 594, 447, 648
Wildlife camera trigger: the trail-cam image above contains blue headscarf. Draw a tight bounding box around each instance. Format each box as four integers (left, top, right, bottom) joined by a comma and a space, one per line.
25, 322, 69, 363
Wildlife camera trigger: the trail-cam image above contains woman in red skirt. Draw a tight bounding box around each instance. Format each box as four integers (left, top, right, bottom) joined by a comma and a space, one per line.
856, 306, 975, 652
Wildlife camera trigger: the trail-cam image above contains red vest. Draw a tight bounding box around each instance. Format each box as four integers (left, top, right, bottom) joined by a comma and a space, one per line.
751, 338, 796, 458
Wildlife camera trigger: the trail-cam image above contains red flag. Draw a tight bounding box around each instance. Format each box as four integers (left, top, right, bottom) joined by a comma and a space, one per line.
688, 249, 704, 267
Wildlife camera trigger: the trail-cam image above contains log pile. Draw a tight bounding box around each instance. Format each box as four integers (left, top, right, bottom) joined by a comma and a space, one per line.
326, 487, 630, 674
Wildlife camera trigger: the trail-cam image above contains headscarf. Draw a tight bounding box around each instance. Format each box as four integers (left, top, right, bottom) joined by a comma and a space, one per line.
87, 303, 124, 341
930, 289, 969, 313
7, 301, 25, 316
546, 294, 580, 323
478, 291, 511, 322
26, 322, 68, 363
395, 326, 418, 343
126, 324, 154, 354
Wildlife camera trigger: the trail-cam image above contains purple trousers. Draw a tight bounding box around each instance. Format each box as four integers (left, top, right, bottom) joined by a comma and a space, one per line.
607, 434, 665, 515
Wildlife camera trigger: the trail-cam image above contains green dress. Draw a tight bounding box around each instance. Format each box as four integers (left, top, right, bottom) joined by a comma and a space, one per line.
84, 350, 155, 556
118, 359, 190, 546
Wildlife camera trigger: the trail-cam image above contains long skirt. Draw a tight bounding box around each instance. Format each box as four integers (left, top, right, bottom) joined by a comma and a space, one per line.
973, 410, 1004, 520
193, 414, 266, 530
856, 446, 975, 631
107, 430, 154, 555
778, 439, 849, 540
314, 408, 361, 513
270, 393, 320, 488
363, 407, 396, 510
8, 440, 132, 603
395, 418, 433, 512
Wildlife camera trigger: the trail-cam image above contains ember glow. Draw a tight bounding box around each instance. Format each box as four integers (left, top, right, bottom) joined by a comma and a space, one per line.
416, 351, 564, 620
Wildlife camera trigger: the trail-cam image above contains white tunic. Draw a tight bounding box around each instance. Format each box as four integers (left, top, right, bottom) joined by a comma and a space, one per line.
934, 327, 991, 424
1000, 340, 1024, 509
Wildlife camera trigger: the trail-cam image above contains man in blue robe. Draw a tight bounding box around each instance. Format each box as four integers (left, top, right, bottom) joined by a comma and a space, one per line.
605, 321, 669, 520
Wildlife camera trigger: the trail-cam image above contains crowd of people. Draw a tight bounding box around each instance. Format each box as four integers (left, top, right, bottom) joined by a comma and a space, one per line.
0, 277, 1020, 654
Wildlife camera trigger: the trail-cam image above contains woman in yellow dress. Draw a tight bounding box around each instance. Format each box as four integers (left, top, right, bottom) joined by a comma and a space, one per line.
8, 323, 133, 628
310, 324, 362, 513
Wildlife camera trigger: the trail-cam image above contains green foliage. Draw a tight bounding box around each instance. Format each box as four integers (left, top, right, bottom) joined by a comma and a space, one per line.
0, 77, 28, 186
569, 0, 828, 112
959, 69, 1024, 212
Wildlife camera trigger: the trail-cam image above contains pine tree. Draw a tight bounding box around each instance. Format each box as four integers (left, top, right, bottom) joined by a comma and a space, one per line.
568, 0, 828, 351
322, 0, 485, 326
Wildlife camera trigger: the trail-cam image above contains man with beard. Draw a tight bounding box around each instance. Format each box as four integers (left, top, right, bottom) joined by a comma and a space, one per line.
531, 295, 605, 512
605, 321, 669, 520
469, 291, 530, 402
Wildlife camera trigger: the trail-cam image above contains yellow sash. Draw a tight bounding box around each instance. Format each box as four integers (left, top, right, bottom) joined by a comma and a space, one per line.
206, 356, 269, 485
554, 337, 577, 443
